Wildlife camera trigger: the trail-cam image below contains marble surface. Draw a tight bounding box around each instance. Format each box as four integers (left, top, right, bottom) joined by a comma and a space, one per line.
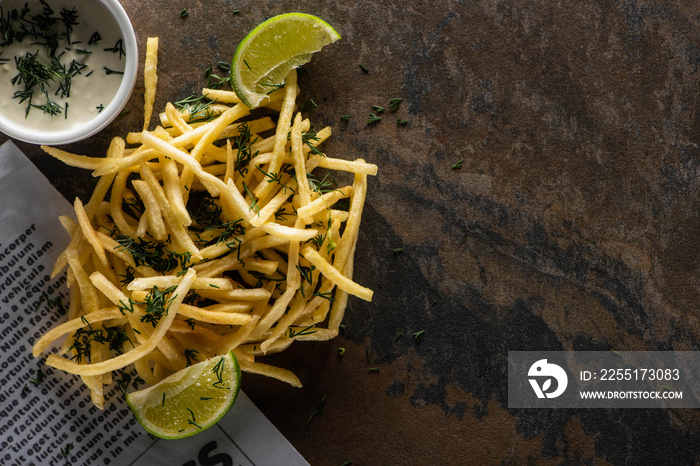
5, 0, 700, 464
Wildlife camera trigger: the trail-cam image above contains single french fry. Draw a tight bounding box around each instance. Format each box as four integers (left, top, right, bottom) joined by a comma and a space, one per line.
239, 360, 301, 388
41, 146, 106, 170
139, 162, 203, 260
143, 37, 159, 131
296, 186, 352, 224
131, 180, 168, 241
249, 287, 297, 340
201, 87, 241, 103
165, 102, 193, 134
66, 249, 100, 313
254, 69, 297, 200
249, 184, 293, 228
301, 245, 373, 302
178, 304, 252, 326
317, 156, 378, 175
84, 137, 125, 219
108, 171, 138, 238
127, 276, 232, 291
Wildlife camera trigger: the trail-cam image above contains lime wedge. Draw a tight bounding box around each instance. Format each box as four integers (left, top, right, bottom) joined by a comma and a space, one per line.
231, 12, 341, 108
126, 351, 240, 439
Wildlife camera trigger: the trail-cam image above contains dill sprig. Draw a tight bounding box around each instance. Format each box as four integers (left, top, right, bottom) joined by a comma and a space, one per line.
186, 407, 203, 429
186, 190, 247, 247
140, 285, 177, 327
119, 266, 136, 287
260, 82, 286, 94
313, 291, 335, 303
104, 66, 124, 75
274, 207, 290, 222
184, 349, 199, 366
388, 97, 403, 112
29, 367, 45, 386
104, 38, 126, 59
212, 356, 230, 389
60, 443, 74, 459
88, 31, 101, 45
288, 325, 318, 338
298, 98, 318, 113
296, 264, 316, 285
114, 369, 132, 396
367, 113, 382, 124
308, 172, 338, 194
232, 123, 259, 175
204, 62, 230, 89
33, 291, 67, 315
69, 323, 133, 363
256, 165, 294, 193
306, 393, 327, 425
174, 93, 216, 122
302, 128, 326, 157
2, 3, 114, 119
242, 181, 260, 215
248, 271, 286, 288
113, 233, 188, 272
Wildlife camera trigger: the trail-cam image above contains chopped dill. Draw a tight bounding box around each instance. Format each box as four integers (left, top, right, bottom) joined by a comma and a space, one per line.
388, 97, 403, 112
288, 325, 318, 338
186, 407, 202, 429
29, 368, 45, 386
184, 349, 199, 366
298, 98, 318, 113
306, 393, 327, 425
231, 123, 258, 174
204, 62, 229, 89
104, 66, 124, 75
103, 38, 125, 59
88, 31, 102, 45
242, 181, 260, 215
367, 113, 382, 124
140, 285, 177, 327
175, 93, 216, 121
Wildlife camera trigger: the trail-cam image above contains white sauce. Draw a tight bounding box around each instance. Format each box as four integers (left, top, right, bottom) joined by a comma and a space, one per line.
0, 0, 124, 132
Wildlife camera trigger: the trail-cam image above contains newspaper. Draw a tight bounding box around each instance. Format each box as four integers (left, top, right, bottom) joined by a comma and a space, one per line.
0, 141, 308, 466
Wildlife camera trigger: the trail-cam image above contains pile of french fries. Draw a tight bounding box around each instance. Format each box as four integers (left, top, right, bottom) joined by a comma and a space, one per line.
33, 38, 376, 409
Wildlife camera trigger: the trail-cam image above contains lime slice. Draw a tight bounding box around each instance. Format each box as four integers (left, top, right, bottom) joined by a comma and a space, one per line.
126, 351, 240, 439
231, 12, 341, 108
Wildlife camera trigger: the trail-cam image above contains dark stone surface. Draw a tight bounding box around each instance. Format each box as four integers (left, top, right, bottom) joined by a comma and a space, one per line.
5, 0, 700, 464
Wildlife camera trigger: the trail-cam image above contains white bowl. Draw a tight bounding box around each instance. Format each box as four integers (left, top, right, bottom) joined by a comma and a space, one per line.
0, 0, 138, 145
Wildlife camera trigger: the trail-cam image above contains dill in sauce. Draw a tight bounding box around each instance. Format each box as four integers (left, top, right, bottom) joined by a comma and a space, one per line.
0, 0, 124, 131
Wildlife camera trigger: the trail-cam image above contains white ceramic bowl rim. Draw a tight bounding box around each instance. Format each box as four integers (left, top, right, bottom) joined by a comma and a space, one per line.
0, 0, 138, 146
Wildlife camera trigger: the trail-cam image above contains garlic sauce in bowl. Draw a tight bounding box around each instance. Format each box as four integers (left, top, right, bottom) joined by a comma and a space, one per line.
0, 0, 137, 144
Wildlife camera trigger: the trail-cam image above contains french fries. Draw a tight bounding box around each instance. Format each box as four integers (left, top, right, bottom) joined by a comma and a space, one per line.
35, 37, 377, 409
